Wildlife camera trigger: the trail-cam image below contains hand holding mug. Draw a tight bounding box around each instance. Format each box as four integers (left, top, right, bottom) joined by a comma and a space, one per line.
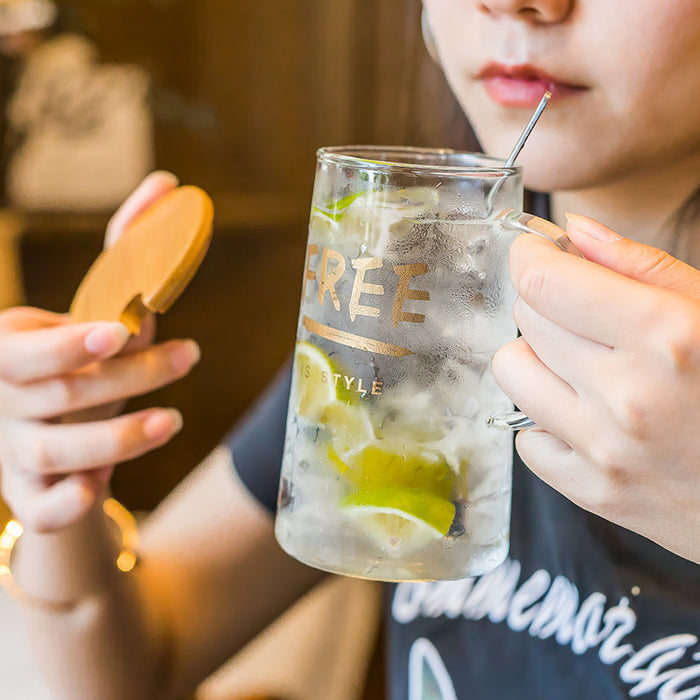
493, 214, 700, 564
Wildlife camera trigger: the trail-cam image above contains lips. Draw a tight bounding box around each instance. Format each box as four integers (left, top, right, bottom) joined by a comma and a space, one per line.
477, 63, 589, 107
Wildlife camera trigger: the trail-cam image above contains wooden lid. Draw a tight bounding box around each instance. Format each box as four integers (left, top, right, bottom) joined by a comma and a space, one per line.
70, 185, 214, 334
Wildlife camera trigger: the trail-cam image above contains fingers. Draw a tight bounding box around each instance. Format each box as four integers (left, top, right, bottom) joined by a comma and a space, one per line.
0, 408, 183, 475
26, 473, 100, 532
0, 307, 68, 333
492, 336, 582, 447
11, 469, 112, 533
514, 429, 614, 515
105, 171, 179, 249
509, 232, 678, 348
512, 296, 613, 389
565, 213, 700, 298
0, 321, 129, 385
121, 312, 156, 356
0, 339, 200, 420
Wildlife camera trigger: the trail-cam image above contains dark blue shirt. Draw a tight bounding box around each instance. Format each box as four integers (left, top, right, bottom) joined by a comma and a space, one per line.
226, 366, 700, 700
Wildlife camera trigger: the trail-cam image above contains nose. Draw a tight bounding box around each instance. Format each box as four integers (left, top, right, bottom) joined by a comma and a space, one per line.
478, 0, 573, 23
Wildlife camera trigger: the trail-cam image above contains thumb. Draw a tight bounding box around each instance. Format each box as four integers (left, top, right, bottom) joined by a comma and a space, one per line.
565, 212, 700, 298
104, 171, 179, 249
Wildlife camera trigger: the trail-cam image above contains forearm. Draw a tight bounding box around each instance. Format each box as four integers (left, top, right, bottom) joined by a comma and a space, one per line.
136, 449, 326, 696
9, 451, 324, 700
12, 499, 165, 700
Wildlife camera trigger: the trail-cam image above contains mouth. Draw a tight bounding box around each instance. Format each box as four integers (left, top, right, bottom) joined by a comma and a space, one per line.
477, 63, 589, 107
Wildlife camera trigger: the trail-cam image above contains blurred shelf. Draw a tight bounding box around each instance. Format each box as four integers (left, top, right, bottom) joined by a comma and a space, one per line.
214, 191, 308, 231
19, 191, 309, 237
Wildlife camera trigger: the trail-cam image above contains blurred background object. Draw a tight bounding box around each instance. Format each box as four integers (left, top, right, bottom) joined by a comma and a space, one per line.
6, 31, 153, 211
197, 575, 383, 700
0, 1, 475, 697
0, 0, 56, 36
0, 208, 23, 307
0, 0, 60, 311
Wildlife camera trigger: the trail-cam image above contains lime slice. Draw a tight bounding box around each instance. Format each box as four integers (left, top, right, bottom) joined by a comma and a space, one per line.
322, 401, 375, 461
313, 190, 367, 222
343, 487, 455, 556
349, 443, 454, 498
293, 341, 338, 422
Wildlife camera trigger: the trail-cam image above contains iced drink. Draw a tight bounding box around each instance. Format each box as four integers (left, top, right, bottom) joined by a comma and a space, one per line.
275, 147, 524, 581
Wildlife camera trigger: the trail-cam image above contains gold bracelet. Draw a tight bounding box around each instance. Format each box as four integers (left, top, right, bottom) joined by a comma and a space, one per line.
0, 498, 139, 612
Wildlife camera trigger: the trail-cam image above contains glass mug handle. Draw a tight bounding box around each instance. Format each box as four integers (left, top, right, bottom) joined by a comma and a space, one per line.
487, 210, 583, 431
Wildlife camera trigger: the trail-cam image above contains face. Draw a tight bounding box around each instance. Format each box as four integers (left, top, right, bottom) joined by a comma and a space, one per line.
423, 0, 700, 193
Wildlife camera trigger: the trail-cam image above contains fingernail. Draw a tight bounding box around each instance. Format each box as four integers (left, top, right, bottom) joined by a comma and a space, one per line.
144, 409, 183, 441
84, 323, 130, 355
565, 212, 622, 242
146, 170, 180, 187
171, 340, 201, 373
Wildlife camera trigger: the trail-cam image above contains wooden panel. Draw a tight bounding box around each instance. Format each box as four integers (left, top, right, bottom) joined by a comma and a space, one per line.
58, 0, 474, 196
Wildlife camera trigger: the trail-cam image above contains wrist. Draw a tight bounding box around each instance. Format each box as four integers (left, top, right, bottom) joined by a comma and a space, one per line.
1, 498, 139, 611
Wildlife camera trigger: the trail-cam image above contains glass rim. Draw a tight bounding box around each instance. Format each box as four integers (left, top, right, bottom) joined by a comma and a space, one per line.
317, 145, 522, 178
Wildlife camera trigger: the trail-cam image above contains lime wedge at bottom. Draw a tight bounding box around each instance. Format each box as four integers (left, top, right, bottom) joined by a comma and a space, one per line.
343, 488, 455, 557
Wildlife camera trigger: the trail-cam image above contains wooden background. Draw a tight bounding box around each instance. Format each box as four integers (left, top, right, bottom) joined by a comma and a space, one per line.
18, 0, 476, 510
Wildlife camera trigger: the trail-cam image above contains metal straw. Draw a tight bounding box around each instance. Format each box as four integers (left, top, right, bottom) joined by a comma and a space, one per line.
486, 89, 552, 215
505, 89, 552, 167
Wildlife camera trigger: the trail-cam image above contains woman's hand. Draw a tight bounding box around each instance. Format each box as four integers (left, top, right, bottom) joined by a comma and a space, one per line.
493, 213, 700, 563
0, 172, 200, 533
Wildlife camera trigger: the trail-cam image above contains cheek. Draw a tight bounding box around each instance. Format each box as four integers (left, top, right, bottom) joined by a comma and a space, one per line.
593, 4, 700, 169
427, 1, 484, 74
589, 2, 700, 108
427, 0, 700, 190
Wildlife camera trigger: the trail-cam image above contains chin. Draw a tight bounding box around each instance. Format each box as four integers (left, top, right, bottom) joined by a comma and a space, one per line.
518, 158, 601, 193
476, 128, 615, 194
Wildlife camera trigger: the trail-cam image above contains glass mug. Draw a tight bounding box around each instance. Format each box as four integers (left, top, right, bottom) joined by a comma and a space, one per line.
275, 146, 577, 582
